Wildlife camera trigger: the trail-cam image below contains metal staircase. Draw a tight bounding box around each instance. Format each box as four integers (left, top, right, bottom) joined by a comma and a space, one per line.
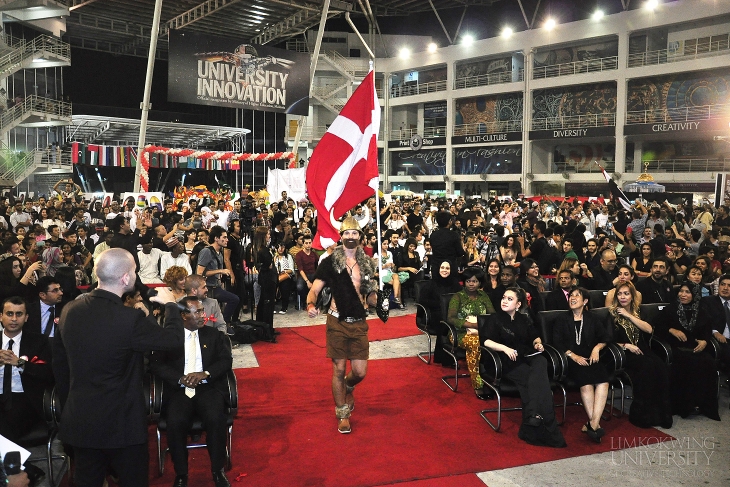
0, 146, 72, 188
0, 34, 71, 81
312, 51, 370, 115
0, 94, 72, 136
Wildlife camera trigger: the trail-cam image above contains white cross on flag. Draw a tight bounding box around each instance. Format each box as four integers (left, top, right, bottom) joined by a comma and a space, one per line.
306, 69, 380, 249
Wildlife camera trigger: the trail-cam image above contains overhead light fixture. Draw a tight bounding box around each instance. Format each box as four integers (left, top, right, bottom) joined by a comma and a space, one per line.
462, 34, 474, 46
592, 10, 604, 21
501, 27, 513, 38
427, 43, 437, 53
645, 0, 659, 10
544, 18, 556, 31
398, 48, 411, 59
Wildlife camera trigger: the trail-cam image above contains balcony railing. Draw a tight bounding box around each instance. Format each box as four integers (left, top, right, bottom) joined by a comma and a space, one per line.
390, 126, 447, 140
531, 113, 616, 131
390, 79, 447, 98
628, 35, 730, 68
641, 158, 730, 173
552, 161, 615, 174
288, 125, 385, 141
453, 120, 523, 136
626, 103, 730, 124
532, 56, 618, 79
454, 69, 524, 89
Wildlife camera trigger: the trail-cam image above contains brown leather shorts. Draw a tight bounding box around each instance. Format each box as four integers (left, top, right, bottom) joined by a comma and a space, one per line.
325, 313, 369, 360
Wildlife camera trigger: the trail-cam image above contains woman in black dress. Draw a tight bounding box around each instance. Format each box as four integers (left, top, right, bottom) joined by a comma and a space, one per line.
553, 287, 611, 442
396, 237, 423, 283
482, 287, 567, 448
657, 282, 720, 420
482, 258, 502, 305
252, 226, 277, 336
631, 243, 653, 278
609, 281, 672, 429
417, 260, 462, 365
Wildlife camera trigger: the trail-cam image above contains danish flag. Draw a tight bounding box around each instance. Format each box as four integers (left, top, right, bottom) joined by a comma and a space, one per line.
306, 69, 380, 249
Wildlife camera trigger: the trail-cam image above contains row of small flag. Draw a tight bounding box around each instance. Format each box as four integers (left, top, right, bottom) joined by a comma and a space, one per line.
70, 142, 243, 170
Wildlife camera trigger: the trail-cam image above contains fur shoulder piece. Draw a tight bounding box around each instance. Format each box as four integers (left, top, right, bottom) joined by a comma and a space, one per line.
330, 246, 379, 296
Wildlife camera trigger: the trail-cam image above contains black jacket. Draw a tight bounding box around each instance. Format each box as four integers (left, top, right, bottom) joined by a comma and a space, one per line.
429, 227, 465, 271
545, 288, 571, 311
53, 289, 183, 448
10, 331, 54, 419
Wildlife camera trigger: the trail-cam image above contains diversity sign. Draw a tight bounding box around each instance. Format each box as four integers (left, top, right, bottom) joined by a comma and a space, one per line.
168, 31, 310, 115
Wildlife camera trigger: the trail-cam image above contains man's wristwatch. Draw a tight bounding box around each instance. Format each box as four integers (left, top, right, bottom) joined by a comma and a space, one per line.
204, 371, 211, 377
16, 358, 26, 368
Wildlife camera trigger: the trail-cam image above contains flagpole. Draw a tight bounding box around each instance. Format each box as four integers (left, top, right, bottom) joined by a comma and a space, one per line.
374, 183, 384, 291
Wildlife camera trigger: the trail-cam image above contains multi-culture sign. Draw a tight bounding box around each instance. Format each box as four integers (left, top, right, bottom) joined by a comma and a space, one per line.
168, 31, 310, 115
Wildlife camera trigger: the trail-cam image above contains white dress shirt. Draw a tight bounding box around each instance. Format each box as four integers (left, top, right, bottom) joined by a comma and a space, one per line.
0, 331, 24, 393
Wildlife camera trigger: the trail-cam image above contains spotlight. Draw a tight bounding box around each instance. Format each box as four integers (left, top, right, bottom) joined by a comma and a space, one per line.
544, 18, 556, 31
398, 48, 411, 59
592, 10, 604, 21
501, 27, 513, 38
427, 43, 437, 53
645, 0, 659, 10
462, 34, 474, 46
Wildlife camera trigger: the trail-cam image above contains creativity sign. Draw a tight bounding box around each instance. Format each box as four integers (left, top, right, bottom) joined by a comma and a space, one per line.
168, 31, 310, 115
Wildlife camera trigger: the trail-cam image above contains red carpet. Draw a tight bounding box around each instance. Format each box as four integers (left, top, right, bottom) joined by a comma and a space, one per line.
288, 313, 420, 349
144, 337, 673, 487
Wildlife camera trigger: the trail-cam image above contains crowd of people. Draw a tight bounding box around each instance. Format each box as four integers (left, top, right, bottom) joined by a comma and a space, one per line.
2, 186, 730, 479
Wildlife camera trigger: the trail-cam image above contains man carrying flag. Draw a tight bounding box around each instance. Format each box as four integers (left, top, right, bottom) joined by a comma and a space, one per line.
597, 162, 631, 210
304, 70, 384, 434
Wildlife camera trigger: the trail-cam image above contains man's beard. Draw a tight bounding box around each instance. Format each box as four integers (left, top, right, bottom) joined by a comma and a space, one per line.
342, 239, 359, 249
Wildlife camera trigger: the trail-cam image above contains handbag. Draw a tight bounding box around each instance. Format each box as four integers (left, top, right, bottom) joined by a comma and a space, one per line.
278, 272, 291, 282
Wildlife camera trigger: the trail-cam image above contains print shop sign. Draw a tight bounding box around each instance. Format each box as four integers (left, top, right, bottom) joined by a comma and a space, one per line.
392, 146, 521, 175
168, 31, 310, 115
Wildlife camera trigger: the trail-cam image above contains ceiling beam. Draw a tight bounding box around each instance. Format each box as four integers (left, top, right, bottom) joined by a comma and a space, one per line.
249, 7, 340, 45
164, 0, 243, 35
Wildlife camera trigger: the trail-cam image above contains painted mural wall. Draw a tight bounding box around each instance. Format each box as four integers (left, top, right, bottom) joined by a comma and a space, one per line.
627, 69, 730, 120
533, 40, 618, 67
455, 93, 523, 126
532, 83, 617, 119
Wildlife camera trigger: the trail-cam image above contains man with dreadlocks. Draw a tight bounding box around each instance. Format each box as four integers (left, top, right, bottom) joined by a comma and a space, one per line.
307, 216, 379, 434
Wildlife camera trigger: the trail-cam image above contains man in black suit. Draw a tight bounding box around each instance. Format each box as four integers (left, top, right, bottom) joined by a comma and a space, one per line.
150, 297, 233, 487
587, 249, 620, 290
545, 270, 573, 311
429, 211, 464, 275
0, 296, 54, 442
53, 248, 183, 487
699, 274, 730, 372
635, 257, 673, 304
24, 276, 63, 338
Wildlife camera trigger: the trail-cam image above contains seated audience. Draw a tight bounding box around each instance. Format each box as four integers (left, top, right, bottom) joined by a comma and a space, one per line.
446, 267, 495, 399
657, 282, 719, 420
417, 260, 462, 365
552, 287, 610, 443
482, 287, 566, 448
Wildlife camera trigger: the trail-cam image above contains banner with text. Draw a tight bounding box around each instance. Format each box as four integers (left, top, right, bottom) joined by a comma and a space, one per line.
168, 31, 310, 115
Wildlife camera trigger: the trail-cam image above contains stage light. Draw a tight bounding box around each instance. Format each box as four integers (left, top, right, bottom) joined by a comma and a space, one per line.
544, 18, 556, 30
645, 0, 659, 10
398, 48, 411, 59
427, 43, 437, 53
462, 34, 474, 46
501, 27, 513, 38
592, 10, 604, 21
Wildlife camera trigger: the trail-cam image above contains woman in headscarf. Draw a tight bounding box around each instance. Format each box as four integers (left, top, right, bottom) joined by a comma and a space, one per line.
418, 260, 462, 365
657, 282, 719, 420
200, 206, 216, 229
609, 281, 672, 428
447, 267, 495, 399
42, 245, 67, 277
553, 287, 611, 443
482, 287, 566, 448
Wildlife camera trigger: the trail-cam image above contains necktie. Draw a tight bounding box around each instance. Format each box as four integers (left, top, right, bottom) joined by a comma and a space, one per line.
3, 339, 14, 410
44, 305, 55, 337
724, 301, 730, 335
184, 331, 197, 398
